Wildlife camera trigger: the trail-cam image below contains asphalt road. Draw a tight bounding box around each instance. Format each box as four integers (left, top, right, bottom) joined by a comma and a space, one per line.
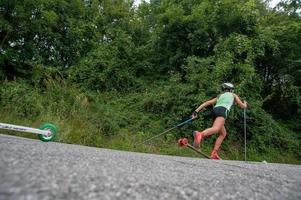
0, 134, 300, 200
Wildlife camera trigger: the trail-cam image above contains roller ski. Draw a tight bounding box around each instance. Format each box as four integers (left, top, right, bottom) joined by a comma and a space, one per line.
0, 122, 58, 142
178, 138, 211, 159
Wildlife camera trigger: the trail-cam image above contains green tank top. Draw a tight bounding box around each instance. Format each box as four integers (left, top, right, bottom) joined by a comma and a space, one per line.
214, 92, 234, 111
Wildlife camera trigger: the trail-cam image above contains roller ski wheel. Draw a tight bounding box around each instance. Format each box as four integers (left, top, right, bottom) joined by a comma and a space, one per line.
178, 138, 189, 147
38, 123, 57, 142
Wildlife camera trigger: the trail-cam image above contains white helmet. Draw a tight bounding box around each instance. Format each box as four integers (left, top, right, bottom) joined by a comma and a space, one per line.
222, 83, 234, 90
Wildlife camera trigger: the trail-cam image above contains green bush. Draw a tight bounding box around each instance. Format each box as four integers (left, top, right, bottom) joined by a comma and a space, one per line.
0, 81, 43, 118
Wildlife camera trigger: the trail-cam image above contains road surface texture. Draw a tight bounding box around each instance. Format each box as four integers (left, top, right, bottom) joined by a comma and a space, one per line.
0, 134, 300, 200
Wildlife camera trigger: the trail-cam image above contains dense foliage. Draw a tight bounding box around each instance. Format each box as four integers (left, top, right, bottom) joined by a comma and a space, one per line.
0, 0, 300, 163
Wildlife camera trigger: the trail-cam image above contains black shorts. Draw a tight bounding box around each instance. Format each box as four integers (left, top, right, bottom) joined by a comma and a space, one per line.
212, 106, 228, 119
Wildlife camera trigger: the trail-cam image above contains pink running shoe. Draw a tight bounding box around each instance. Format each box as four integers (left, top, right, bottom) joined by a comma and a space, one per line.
210, 150, 221, 160
193, 131, 202, 148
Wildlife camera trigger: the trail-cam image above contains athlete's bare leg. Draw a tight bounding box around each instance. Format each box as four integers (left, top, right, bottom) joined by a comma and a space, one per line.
201, 117, 225, 137
213, 125, 227, 151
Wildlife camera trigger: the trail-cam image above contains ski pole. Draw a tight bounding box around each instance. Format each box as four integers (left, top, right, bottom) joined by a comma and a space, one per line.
244, 108, 247, 161
136, 118, 193, 147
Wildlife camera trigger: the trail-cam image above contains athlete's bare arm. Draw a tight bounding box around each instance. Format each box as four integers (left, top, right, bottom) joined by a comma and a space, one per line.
234, 94, 247, 108
195, 98, 217, 113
